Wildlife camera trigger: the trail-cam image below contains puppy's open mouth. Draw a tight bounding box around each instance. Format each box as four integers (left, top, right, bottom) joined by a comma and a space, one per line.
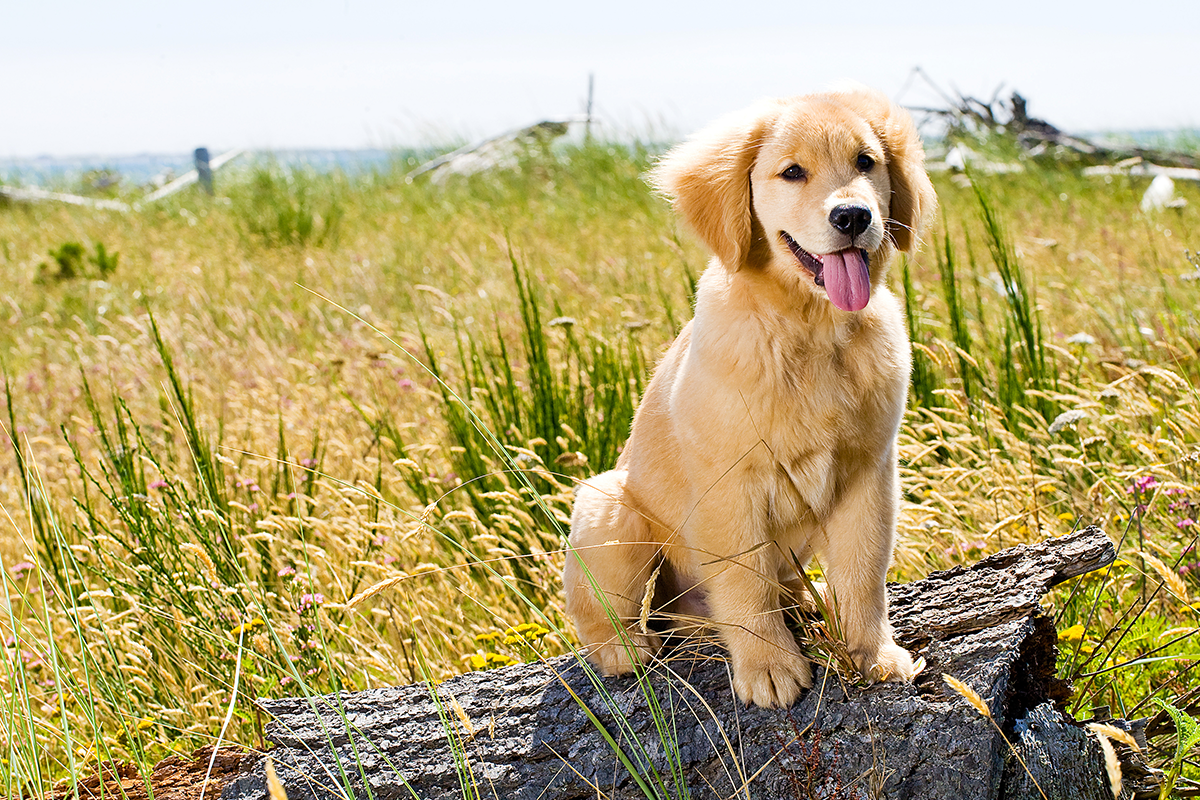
781, 231, 871, 312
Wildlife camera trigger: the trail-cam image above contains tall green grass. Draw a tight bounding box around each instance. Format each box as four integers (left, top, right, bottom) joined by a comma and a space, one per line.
417, 250, 648, 506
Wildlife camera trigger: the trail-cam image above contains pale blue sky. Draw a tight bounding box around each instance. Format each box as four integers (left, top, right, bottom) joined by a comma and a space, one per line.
4, 1, 1198, 157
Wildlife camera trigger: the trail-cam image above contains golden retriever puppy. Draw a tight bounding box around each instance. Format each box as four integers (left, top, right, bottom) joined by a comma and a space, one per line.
563, 87, 936, 708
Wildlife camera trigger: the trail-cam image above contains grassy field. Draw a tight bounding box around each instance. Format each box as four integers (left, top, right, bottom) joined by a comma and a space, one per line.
2, 137, 1199, 797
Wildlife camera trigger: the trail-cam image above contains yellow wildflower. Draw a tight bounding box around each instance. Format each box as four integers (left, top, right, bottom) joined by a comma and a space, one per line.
231, 618, 266, 637
504, 623, 551, 642
1058, 624, 1085, 643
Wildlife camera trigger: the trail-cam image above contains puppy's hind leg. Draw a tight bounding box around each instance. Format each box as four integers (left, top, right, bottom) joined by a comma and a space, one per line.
564, 470, 663, 675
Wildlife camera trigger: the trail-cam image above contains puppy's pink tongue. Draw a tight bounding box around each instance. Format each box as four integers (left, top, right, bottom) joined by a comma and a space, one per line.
822, 249, 871, 311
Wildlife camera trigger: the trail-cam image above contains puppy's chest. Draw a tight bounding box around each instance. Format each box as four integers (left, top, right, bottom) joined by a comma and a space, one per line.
752, 340, 883, 442
744, 342, 890, 517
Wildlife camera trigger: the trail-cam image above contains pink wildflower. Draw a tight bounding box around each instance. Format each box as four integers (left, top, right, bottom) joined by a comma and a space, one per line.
297, 593, 324, 613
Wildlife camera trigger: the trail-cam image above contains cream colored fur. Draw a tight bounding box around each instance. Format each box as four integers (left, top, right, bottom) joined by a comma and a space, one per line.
563, 88, 937, 708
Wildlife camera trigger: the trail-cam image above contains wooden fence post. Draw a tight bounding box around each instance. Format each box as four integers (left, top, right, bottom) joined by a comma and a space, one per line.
585, 73, 594, 143
194, 147, 213, 195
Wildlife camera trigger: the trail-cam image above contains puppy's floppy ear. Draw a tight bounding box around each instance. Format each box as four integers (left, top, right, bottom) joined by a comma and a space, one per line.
833, 88, 937, 254
649, 101, 781, 269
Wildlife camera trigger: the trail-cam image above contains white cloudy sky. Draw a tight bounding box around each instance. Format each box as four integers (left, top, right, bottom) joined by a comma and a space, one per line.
3, 0, 1198, 157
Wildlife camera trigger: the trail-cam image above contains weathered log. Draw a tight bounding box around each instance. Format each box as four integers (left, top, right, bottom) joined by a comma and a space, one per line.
221, 527, 1162, 800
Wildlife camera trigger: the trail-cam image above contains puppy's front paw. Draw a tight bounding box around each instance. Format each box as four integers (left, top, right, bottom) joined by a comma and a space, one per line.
858, 640, 916, 684
586, 631, 662, 676
733, 651, 813, 708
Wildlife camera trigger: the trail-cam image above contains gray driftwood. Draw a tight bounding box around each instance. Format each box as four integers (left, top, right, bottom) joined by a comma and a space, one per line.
403, 120, 579, 183
221, 526, 1162, 800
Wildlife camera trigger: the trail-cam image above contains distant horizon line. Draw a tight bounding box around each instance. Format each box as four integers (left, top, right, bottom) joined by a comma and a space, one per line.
3, 125, 1197, 190
3, 123, 1198, 165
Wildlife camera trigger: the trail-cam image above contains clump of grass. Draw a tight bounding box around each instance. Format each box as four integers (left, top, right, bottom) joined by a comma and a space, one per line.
91, 242, 119, 276
933, 227, 979, 404
38, 241, 86, 282
36, 240, 120, 283
901, 254, 936, 412
230, 161, 345, 248
416, 248, 649, 508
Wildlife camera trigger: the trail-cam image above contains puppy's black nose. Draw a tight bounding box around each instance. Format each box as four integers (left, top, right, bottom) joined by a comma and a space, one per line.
829, 204, 872, 240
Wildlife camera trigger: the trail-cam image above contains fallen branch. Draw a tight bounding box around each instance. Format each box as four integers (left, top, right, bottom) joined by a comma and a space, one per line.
0, 184, 130, 212
906, 67, 1198, 171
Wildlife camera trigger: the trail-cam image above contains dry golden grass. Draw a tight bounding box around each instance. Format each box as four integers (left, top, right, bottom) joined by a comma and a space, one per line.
1, 145, 1198, 793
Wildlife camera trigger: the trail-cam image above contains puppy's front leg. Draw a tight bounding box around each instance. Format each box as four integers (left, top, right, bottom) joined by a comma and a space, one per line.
690, 502, 812, 708
819, 457, 914, 683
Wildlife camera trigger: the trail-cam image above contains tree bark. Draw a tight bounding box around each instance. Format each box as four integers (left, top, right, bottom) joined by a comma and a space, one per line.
221, 526, 1162, 800
1001, 703, 1159, 800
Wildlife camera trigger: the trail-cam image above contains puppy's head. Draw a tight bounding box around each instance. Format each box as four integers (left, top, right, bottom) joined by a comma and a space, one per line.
651, 89, 936, 312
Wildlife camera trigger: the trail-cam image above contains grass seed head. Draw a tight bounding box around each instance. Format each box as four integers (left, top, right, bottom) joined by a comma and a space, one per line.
943, 673, 991, 718
1089, 728, 1123, 799
1136, 550, 1190, 604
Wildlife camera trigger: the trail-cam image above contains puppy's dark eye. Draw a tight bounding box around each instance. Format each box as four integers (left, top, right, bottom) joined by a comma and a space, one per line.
780, 165, 806, 181
856, 153, 875, 172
